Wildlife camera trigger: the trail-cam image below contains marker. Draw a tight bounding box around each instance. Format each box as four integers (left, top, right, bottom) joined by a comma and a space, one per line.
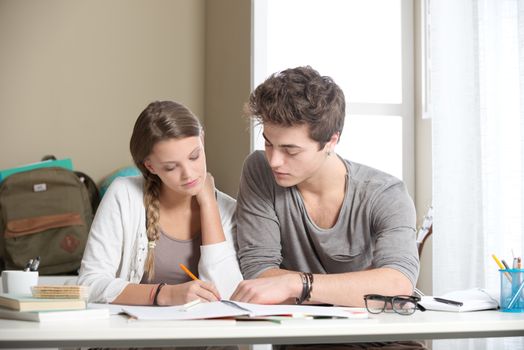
179, 263, 199, 281
179, 298, 202, 311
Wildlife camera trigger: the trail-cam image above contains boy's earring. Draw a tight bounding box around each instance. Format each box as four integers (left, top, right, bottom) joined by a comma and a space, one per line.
327, 150, 331, 156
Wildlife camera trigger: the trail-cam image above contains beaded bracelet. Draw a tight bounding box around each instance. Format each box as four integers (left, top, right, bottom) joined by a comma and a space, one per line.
153, 282, 167, 306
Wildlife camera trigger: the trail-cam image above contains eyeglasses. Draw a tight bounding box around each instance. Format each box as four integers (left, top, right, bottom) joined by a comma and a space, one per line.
363, 294, 426, 315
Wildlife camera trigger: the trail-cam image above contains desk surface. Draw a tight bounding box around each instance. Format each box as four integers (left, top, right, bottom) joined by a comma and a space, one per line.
0, 310, 522, 348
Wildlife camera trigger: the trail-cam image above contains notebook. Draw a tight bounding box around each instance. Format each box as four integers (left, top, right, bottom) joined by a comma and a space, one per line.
0, 293, 86, 312
0, 307, 109, 322
419, 288, 499, 312
31, 285, 89, 299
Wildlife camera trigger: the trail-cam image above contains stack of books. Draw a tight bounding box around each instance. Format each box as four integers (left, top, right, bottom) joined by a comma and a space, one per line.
0, 285, 108, 322
31, 285, 89, 299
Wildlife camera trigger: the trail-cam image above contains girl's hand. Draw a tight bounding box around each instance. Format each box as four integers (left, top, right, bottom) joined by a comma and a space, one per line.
195, 172, 216, 207
157, 280, 221, 306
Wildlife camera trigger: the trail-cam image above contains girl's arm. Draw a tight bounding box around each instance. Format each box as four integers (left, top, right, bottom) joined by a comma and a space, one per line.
196, 173, 226, 245
197, 176, 244, 299
112, 280, 220, 305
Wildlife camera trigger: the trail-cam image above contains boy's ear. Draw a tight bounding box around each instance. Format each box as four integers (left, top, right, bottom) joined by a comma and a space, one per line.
325, 132, 340, 153
330, 132, 340, 144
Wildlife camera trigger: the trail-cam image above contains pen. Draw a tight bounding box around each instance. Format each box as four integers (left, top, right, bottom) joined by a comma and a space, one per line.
23, 259, 34, 272
501, 259, 511, 270
179, 298, 202, 311
492, 254, 512, 282
30, 256, 40, 272
433, 297, 464, 307
179, 263, 199, 281
507, 279, 524, 309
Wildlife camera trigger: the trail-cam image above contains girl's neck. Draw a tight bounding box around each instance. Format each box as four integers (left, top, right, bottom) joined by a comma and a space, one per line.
158, 186, 195, 211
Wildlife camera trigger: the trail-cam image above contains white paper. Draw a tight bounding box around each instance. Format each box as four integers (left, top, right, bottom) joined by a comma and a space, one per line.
88, 302, 125, 315
121, 301, 246, 320
231, 301, 368, 318
119, 300, 368, 321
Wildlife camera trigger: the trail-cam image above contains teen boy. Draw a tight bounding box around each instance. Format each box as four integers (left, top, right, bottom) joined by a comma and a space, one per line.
231, 66, 419, 308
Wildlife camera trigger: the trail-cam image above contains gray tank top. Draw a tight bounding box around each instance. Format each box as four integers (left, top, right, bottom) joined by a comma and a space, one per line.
141, 230, 202, 285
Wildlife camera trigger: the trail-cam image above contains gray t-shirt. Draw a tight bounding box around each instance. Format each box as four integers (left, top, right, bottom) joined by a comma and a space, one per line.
236, 151, 419, 287
141, 231, 202, 285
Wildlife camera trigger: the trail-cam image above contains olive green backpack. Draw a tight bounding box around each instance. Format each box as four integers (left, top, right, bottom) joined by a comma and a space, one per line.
0, 167, 94, 275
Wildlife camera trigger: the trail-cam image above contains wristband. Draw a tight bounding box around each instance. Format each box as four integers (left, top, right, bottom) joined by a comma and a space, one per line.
295, 273, 309, 305
305, 272, 314, 301
153, 282, 167, 306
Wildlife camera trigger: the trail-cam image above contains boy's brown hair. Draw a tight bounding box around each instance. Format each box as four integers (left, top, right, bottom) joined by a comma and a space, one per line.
246, 66, 345, 149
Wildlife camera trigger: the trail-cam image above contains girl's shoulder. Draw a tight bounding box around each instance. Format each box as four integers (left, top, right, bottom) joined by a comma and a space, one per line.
105, 175, 144, 200
215, 189, 236, 214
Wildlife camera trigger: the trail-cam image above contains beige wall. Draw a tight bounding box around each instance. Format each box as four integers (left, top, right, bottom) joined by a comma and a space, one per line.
205, 0, 251, 197
0, 0, 206, 184
1, 0, 433, 289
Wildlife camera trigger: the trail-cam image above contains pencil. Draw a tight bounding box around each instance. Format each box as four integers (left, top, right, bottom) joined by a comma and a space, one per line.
492, 254, 512, 282
492, 254, 505, 269
179, 263, 200, 281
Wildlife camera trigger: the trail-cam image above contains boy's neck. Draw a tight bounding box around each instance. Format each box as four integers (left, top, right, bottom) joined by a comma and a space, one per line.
297, 153, 347, 197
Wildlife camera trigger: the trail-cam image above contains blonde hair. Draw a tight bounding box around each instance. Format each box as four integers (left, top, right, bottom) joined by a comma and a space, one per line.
129, 101, 202, 281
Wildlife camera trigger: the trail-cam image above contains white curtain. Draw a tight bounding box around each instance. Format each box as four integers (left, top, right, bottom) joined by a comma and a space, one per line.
431, 0, 524, 349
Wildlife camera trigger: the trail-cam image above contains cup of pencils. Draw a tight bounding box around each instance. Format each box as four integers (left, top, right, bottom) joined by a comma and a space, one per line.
499, 268, 524, 312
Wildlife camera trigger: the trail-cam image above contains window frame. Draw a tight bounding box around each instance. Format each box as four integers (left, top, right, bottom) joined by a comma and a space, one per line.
250, 0, 415, 195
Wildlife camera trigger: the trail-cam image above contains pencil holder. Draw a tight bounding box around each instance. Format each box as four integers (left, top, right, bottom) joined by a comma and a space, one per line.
499, 269, 524, 312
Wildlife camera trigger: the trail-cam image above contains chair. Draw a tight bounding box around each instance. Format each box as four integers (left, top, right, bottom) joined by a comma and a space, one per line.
416, 206, 433, 257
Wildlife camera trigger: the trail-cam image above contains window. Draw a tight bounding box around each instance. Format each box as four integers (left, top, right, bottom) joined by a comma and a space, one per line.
252, 0, 414, 193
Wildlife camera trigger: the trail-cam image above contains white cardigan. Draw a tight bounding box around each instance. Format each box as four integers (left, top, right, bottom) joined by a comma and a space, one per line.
78, 176, 243, 303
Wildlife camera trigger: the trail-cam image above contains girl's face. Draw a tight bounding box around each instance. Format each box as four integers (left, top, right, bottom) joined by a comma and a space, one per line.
144, 136, 206, 197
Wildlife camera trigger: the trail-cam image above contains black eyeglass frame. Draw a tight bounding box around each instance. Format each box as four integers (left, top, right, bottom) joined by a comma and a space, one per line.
363, 294, 426, 315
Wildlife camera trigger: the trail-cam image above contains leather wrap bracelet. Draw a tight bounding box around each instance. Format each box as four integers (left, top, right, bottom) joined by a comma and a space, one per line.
295, 272, 314, 304
305, 272, 314, 301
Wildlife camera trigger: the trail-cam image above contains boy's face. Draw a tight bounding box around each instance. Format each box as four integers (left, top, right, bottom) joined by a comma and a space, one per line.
263, 123, 331, 187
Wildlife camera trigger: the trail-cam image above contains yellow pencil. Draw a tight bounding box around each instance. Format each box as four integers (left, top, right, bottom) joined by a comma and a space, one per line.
492, 254, 505, 269
492, 254, 512, 282
179, 263, 200, 281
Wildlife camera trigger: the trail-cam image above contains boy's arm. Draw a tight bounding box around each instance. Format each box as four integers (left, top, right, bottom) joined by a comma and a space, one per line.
235, 152, 283, 279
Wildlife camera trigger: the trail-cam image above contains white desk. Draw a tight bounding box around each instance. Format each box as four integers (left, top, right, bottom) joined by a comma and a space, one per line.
0, 310, 522, 348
